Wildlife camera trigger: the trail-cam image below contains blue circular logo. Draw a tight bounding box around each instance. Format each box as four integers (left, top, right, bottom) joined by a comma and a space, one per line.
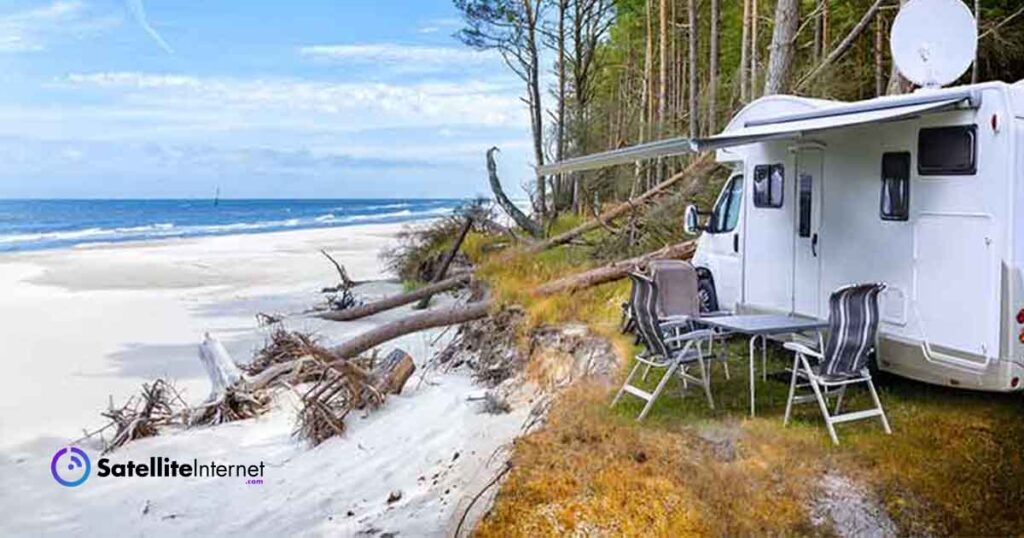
50, 447, 91, 487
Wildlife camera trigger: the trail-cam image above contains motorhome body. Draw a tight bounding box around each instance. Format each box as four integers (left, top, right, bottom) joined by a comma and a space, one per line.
690, 81, 1024, 392
542, 81, 1024, 392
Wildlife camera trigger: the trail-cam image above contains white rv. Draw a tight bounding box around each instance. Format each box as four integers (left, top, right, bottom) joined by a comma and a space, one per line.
688, 82, 1024, 392
540, 81, 1024, 393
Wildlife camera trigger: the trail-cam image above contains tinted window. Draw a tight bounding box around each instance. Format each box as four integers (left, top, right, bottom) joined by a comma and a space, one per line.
798, 173, 812, 237
753, 164, 784, 208
918, 125, 976, 175
881, 152, 910, 221
710, 175, 743, 233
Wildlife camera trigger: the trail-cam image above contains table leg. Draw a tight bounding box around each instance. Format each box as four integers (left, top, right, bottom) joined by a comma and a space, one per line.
761, 335, 767, 381
749, 335, 757, 417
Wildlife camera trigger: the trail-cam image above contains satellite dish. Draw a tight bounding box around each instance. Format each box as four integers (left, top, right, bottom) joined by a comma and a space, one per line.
890, 0, 977, 88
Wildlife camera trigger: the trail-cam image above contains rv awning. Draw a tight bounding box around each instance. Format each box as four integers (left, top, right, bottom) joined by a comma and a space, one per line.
693, 90, 978, 152
536, 136, 694, 176
538, 89, 980, 176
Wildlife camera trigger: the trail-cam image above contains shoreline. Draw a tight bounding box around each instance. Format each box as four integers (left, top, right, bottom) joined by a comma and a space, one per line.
0, 222, 411, 446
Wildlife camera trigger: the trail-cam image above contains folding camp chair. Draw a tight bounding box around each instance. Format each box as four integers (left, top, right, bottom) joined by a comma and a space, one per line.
611, 272, 716, 420
647, 260, 730, 380
782, 283, 893, 444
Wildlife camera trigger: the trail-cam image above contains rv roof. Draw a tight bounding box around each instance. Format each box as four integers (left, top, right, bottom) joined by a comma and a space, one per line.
538, 87, 982, 177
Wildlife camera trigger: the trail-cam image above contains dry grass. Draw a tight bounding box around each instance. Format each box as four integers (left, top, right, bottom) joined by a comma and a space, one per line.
476, 384, 827, 537
477, 333, 1024, 536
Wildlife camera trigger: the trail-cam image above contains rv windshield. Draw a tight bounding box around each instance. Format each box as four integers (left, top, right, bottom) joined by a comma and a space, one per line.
710, 175, 743, 233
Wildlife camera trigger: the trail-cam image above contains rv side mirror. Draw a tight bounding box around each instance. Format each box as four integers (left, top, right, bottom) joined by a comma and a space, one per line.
683, 204, 701, 235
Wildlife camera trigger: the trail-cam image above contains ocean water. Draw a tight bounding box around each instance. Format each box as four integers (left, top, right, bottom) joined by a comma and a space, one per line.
0, 199, 463, 252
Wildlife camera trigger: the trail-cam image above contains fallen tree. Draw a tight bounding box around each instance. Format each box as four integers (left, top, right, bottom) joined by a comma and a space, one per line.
533, 240, 696, 296
524, 153, 714, 254
329, 301, 493, 361
317, 272, 472, 322
415, 215, 474, 309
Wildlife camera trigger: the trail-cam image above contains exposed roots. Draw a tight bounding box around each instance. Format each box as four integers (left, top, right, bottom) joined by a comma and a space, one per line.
101, 379, 185, 453
437, 306, 526, 387
187, 384, 271, 427
247, 322, 334, 382
295, 358, 385, 446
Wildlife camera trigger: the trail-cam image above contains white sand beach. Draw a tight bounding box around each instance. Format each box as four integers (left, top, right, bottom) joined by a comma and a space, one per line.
0, 224, 527, 537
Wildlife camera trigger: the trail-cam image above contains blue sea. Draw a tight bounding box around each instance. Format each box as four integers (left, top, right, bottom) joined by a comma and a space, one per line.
0, 199, 464, 252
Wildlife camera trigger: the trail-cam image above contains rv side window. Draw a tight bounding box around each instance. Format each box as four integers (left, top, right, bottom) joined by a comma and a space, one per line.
710, 175, 743, 233
797, 173, 812, 236
753, 164, 784, 208
880, 152, 910, 221
917, 125, 976, 175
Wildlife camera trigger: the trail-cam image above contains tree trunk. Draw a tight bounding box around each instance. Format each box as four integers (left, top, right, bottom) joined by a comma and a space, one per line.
486, 147, 543, 237
687, 0, 698, 138
329, 302, 492, 361
709, 0, 719, 134
875, 10, 885, 96
658, 0, 668, 137
886, 0, 912, 95
751, 0, 759, 98
740, 0, 751, 103
813, 0, 822, 60
318, 273, 472, 322
822, 0, 829, 54
534, 240, 697, 296
524, 0, 546, 217
972, 0, 980, 83
555, 0, 568, 212
764, 0, 800, 95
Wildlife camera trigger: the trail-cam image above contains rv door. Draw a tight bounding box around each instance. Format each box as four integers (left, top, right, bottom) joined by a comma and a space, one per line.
702, 174, 745, 309
793, 148, 824, 317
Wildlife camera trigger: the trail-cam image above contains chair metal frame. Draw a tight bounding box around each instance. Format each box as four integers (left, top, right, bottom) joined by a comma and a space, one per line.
782, 283, 893, 444
612, 272, 716, 420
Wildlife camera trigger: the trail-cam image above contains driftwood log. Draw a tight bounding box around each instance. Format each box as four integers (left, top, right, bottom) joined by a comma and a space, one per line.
318, 273, 472, 322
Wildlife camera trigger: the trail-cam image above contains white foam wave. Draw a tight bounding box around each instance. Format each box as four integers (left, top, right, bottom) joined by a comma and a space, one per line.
0, 206, 453, 250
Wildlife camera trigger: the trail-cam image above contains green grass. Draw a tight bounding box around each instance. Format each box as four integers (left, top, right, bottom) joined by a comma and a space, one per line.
609, 338, 1024, 536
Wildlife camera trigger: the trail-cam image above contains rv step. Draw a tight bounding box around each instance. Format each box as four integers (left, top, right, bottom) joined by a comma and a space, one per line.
623, 385, 654, 401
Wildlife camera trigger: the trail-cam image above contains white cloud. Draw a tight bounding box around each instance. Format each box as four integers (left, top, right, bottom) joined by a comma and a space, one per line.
0, 1, 119, 53
298, 43, 494, 71
125, 0, 173, 54
60, 71, 526, 130
416, 17, 460, 35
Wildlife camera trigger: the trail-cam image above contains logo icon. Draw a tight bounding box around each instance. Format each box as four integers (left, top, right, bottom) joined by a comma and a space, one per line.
50, 447, 91, 487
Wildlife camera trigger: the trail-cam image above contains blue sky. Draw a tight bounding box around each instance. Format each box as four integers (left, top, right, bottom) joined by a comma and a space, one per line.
0, 1, 533, 198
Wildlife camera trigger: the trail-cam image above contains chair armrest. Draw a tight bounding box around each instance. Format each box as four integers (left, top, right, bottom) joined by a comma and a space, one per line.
665, 329, 714, 345
783, 341, 823, 358
659, 316, 695, 330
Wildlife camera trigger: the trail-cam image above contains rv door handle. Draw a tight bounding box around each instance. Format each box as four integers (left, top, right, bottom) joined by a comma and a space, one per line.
733, 234, 739, 253
811, 233, 818, 257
